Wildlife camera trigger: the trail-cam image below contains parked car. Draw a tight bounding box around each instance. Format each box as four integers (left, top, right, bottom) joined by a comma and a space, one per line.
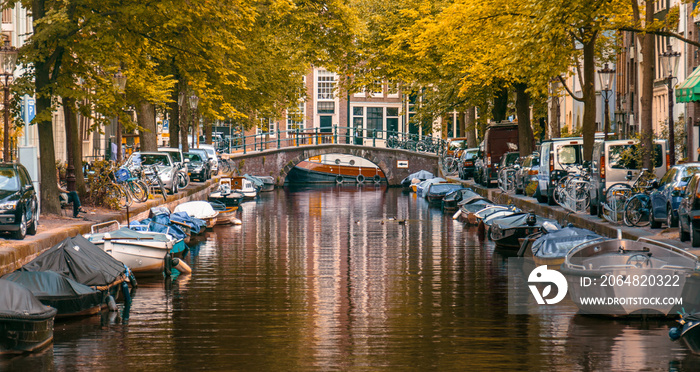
477, 122, 523, 187
195, 144, 219, 175
678, 173, 700, 246
537, 137, 586, 205
458, 147, 479, 180
185, 152, 210, 182
188, 148, 212, 181
515, 153, 540, 195
589, 139, 667, 215
649, 163, 700, 228
0, 162, 38, 239
124, 152, 179, 194
158, 147, 187, 172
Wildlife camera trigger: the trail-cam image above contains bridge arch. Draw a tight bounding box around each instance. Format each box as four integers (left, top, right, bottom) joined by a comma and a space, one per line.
225, 144, 439, 186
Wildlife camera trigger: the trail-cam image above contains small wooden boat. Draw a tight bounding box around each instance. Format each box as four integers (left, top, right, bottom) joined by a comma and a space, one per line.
174, 201, 219, 229
209, 178, 245, 207
442, 188, 480, 211
244, 174, 275, 192
0, 279, 57, 355
416, 178, 446, 198
561, 236, 700, 316
216, 206, 241, 225
230, 176, 258, 199
401, 170, 434, 189
1, 271, 104, 318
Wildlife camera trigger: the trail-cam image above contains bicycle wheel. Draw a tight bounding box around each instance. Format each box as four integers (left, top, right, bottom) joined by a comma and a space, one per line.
106, 183, 130, 209
129, 180, 149, 203
603, 183, 631, 222
624, 194, 651, 227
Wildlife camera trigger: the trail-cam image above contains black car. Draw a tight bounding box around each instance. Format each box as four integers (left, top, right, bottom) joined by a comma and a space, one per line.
458, 147, 479, 180
0, 163, 38, 239
514, 153, 540, 195
185, 152, 210, 182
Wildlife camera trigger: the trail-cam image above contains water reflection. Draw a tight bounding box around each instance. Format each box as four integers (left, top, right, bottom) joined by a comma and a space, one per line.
5, 185, 700, 370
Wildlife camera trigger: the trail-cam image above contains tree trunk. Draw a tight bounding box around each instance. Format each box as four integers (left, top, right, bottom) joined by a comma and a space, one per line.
514, 83, 534, 155
638, 3, 655, 170
34, 0, 60, 215
581, 32, 598, 162
205, 118, 212, 144
492, 84, 508, 122
181, 100, 190, 152
465, 108, 477, 148
169, 86, 180, 150
137, 101, 158, 152
63, 97, 85, 195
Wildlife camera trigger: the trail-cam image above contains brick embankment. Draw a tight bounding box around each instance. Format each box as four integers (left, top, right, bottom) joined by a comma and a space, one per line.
0, 178, 219, 276
442, 174, 693, 252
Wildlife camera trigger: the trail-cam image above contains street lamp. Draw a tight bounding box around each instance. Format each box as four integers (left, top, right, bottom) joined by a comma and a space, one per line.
0, 40, 18, 162
659, 44, 681, 165
597, 63, 615, 140
189, 94, 199, 148
113, 71, 127, 164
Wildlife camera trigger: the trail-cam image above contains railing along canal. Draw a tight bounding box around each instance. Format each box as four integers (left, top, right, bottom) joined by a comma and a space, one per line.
226, 126, 445, 156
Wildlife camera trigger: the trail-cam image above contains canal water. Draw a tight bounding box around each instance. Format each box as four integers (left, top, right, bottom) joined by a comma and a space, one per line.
4, 186, 700, 371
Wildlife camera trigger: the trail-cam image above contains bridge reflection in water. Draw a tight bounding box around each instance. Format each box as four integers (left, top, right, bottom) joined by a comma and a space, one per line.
23, 186, 699, 371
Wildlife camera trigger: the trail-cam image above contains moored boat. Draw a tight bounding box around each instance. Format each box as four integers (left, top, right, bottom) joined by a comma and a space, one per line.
670, 312, 700, 354
442, 188, 480, 211
174, 201, 219, 229
561, 237, 700, 316
425, 183, 464, 203
416, 178, 447, 198
401, 170, 434, 189
244, 174, 275, 192
208, 178, 245, 207
489, 213, 560, 250
1, 271, 105, 318
0, 279, 57, 355
517, 226, 604, 268
230, 176, 258, 200
286, 155, 386, 184
85, 225, 189, 276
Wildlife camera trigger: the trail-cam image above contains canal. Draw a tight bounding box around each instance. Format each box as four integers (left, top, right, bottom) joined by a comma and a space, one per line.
4, 186, 700, 370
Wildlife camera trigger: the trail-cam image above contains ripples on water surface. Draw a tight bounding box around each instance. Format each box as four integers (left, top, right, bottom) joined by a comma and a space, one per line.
3, 185, 700, 371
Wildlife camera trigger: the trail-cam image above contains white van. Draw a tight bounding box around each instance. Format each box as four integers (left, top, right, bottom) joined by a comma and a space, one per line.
588, 139, 668, 215
195, 144, 219, 175
537, 137, 586, 205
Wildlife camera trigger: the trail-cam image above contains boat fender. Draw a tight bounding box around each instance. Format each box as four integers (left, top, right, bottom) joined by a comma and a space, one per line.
373, 175, 381, 183
106, 295, 118, 312
336, 176, 343, 184
452, 210, 462, 220
121, 281, 132, 305
356, 174, 365, 183
164, 253, 172, 277
126, 265, 138, 288
171, 257, 193, 274
669, 327, 681, 341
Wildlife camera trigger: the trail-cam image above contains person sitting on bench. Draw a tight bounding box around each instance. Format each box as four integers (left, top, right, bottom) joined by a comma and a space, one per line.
57, 170, 85, 218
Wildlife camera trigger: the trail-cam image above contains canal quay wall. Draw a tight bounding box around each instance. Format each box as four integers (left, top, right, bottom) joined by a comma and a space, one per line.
0, 179, 219, 277
445, 175, 690, 249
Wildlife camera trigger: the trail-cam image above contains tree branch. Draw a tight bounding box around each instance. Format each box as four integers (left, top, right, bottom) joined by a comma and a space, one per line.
557, 75, 584, 102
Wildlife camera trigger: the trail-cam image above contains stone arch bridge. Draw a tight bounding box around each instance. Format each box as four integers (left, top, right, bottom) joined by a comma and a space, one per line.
225, 144, 439, 186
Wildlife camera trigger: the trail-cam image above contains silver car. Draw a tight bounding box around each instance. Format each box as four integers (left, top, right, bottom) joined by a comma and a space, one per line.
125, 152, 179, 194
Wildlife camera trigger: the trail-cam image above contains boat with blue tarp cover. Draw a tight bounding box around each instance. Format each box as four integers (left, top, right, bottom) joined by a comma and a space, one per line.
0, 279, 57, 355
489, 212, 560, 250
442, 188, 480, 211
426, 183, 464, 203
1, 271, 104, 318
517, 226, 605, 267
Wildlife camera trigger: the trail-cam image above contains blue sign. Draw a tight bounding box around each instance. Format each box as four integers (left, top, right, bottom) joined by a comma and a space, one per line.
23, 96, 35, 124
163, 119, 169, 131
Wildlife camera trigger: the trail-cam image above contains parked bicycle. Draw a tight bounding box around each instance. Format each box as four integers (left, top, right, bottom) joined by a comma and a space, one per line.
622, 169, 657, 227
553, 164, 591, 213
497, 166, 517, 194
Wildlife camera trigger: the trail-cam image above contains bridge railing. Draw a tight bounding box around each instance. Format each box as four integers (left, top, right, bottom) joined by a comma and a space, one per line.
226, 126, 445, 155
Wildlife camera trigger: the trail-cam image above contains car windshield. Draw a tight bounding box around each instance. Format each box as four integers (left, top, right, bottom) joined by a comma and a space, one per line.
161, 150, 182, 162
136, 154, 170, 166
680, 166, 700, 182
0, 169, 19, 191
191, 149, 208, 159
186, 153, 203, 162
464, 150, 478, 160
449, 140, 466, 150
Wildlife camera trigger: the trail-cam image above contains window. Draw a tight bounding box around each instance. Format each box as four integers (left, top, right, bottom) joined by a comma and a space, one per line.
386, 107, 399, 134
317, 70, 335, 100
287, 101, 305, 131
353, 107, 363, 116
317, 101, 335, 114
256, 118, 276, 136
557, 145, 582, 165
2, 8, 11, 24
367, 107, 383, 138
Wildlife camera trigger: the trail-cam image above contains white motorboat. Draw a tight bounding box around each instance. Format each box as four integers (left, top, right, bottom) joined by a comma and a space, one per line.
84, 221, 190, 276
561, 236, 700, 316
174, 201, 219, 228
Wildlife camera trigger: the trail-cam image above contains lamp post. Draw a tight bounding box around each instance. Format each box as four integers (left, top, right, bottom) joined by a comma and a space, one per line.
189, 94, 199, 148
113, 71, 127, 163
660, 44, 681, 166
0, 40, 17, 162
597, 63, 615, 141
